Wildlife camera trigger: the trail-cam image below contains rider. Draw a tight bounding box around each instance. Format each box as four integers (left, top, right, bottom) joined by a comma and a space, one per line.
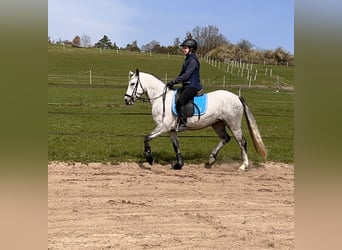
166, 38, 202, 132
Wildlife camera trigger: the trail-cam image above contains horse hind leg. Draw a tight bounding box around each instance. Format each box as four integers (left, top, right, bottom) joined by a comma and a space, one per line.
208, 122, 231, 166
230, 128, 249, 171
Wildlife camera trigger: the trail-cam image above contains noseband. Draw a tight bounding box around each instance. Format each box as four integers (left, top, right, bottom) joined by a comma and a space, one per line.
124, 75, 145, 103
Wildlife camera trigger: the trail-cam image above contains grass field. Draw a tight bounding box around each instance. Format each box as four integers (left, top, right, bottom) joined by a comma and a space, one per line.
48, 44, 294, 164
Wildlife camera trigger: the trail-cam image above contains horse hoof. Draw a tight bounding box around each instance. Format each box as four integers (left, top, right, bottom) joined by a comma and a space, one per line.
147, 156, 154, 165
145, 152, 154, 165
172, 162, 183, 170
204, 163, 212, 169
238, 164, 248, 171
208, 155, 216, 165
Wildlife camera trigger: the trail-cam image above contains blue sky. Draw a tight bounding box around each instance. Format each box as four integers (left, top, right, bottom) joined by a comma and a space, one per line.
48, 0, 294, 54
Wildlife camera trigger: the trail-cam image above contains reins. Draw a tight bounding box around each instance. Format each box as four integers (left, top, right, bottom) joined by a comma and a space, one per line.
126, 74, 203, 123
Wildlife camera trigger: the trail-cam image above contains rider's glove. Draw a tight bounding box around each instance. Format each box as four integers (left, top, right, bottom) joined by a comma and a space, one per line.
166, 81, 174, 88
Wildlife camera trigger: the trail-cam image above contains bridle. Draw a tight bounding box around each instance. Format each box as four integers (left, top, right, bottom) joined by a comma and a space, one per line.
125, 74, 168, 103
125, 74, 169, 120
124, 75, 145, 102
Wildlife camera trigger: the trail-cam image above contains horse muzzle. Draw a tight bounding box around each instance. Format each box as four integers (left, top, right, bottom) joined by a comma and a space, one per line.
124, 94, 135, 105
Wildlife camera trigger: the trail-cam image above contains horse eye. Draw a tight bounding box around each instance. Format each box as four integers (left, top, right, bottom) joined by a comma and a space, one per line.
130, 83, 135, 86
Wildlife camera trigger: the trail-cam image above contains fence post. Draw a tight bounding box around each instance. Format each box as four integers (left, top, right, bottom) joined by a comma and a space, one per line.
254, 70, 258, 80
89, 70, 92, 84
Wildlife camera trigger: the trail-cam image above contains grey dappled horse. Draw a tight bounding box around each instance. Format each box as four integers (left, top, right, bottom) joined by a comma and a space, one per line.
124, 69, 267, 170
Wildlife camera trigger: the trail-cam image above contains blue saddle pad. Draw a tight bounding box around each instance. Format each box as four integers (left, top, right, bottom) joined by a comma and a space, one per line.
172, 90, 208, 116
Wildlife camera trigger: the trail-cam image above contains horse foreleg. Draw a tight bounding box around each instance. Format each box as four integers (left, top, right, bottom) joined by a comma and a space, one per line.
209, 122, 231, 165
169, 131, 184, 170
144, 135, 154, 165
144, 126, 166, 165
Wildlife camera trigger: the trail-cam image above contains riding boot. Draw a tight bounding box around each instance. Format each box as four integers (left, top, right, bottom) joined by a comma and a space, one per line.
177, 106, 187, 132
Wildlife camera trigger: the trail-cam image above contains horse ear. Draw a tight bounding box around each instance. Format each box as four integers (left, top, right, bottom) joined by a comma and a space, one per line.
129, 71, 134, 78
136, 68, 139, 76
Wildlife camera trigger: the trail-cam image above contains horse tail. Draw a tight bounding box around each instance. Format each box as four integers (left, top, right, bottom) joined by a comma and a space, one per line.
239, 96, 268, 160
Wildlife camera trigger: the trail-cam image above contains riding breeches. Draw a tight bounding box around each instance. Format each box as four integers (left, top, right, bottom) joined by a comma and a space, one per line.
176, 87, 198, 110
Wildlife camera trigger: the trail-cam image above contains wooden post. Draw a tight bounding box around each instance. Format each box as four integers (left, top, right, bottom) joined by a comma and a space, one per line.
254, 70, 258, 80
89, 70, 92, 84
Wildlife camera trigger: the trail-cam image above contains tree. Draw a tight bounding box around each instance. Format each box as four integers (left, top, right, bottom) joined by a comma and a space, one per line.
173, 37, 181, 47
94, 35, 113, 49
80, 34, 91, 48
237, 39, 253, 52
126, 40, 140, 52
72, 35, 81, 47
141, 40, 160, 52
190, 25, 228, 56
171, 37, 181, 54
274, 47, 291, 65
185, 32, 193, 40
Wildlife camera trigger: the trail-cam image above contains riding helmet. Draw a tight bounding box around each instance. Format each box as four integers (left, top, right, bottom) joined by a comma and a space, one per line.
180, 38, 198, 50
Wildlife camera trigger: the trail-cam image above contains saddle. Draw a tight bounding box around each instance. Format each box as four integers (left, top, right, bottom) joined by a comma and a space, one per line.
171, 88, 208, 117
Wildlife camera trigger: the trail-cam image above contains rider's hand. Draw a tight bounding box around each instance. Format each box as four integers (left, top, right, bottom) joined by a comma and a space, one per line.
166, 82, 174, 88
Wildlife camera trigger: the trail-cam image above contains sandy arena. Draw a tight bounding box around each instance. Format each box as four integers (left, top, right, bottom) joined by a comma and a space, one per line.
48, 161, 294, 249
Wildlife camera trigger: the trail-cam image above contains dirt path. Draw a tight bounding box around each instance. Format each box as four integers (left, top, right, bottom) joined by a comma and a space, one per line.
48, 161, 294, 249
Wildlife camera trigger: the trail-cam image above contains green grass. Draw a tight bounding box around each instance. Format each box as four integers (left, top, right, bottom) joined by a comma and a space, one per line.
48, 44, 294, 164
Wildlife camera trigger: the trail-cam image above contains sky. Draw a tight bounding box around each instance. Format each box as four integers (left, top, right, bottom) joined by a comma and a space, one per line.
48, 0, 294, 54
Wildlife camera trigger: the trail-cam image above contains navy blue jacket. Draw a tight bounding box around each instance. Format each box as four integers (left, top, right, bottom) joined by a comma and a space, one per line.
172, 53, 201, 90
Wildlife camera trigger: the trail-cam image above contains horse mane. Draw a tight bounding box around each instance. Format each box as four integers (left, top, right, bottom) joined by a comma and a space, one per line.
141, 71, 165, 84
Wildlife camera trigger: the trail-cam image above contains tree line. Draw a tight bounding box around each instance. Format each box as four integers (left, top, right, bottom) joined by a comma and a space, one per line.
48, 25, 294, 65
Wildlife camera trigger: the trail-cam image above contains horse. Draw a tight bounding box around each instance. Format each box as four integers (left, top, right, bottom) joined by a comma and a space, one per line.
124, 69, 267, 170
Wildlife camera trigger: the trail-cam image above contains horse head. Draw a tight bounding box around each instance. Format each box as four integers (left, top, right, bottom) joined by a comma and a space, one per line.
124, 68, 144, 105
